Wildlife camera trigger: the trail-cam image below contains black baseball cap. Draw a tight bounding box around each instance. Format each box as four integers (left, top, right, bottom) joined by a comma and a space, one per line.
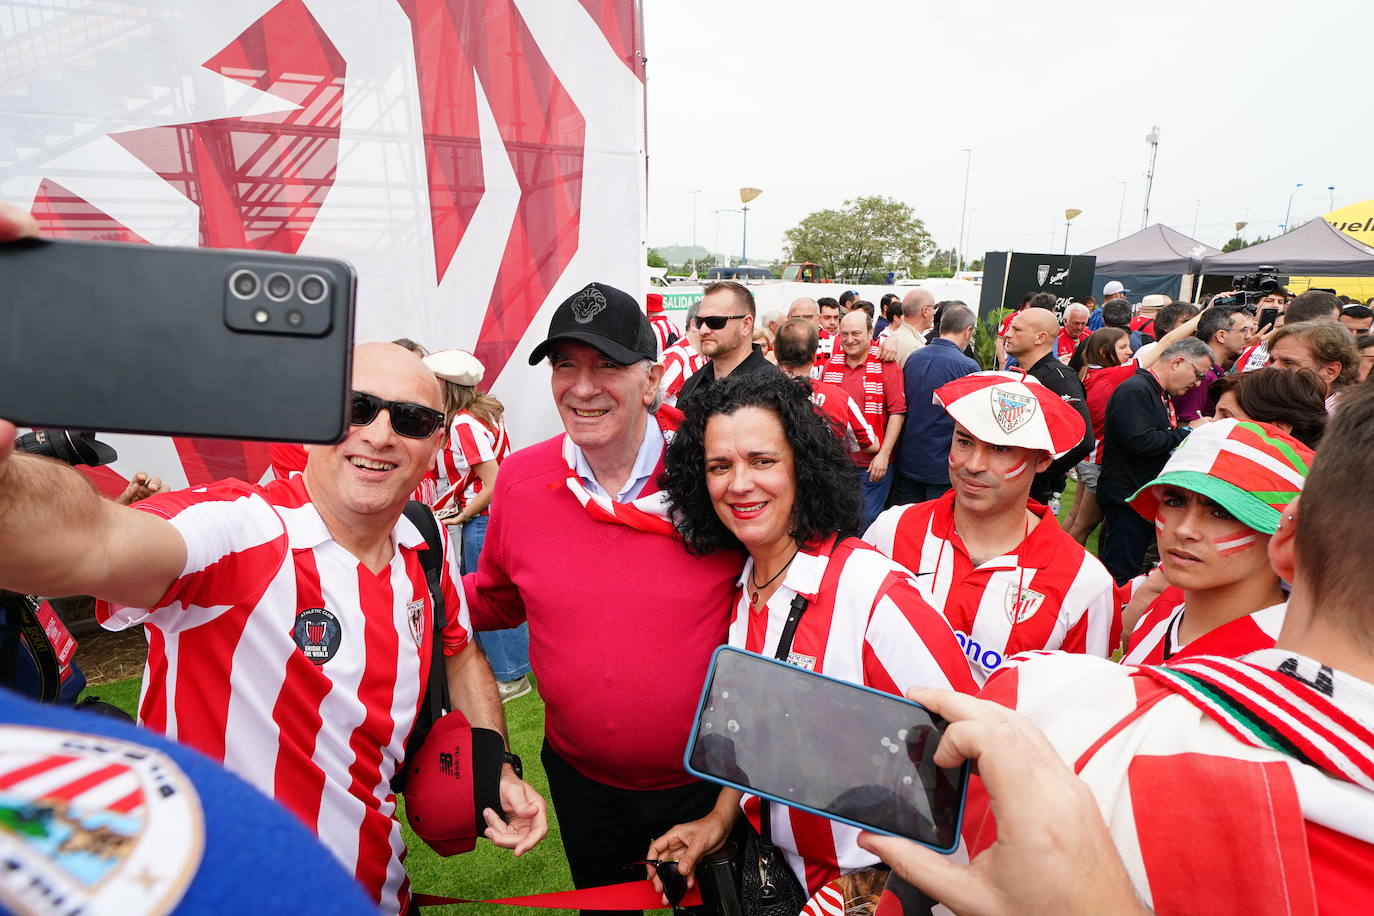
528, 282, 658, 366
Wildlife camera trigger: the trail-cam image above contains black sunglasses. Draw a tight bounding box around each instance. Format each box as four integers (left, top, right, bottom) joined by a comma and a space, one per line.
349, 391, 444, 439
689, 314, 748, 330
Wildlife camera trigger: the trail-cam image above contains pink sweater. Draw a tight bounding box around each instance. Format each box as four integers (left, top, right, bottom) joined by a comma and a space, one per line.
463, 435, 742, 790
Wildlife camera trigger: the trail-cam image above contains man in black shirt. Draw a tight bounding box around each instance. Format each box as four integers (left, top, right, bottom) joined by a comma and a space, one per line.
676, 280, 779, 404
1003, 307, 1093, 506
1097, 337, 1215, 583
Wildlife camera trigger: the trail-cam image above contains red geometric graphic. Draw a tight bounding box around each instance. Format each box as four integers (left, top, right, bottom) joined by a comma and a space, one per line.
30, 179, 149, 243
577, 0, 646, 80
110, 0, 345, 253
398, 0, 485, 282
401, 0, 586, 383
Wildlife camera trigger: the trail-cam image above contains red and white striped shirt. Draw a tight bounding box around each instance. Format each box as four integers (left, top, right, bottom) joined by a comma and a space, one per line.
1123, 597, 1285, 665
661, 339, 708, 407
808, 380, 875, 453
96, 475, 472, 915
650, 313, 682, 355
730, 538, 976, 893
811, 329, 836, 374
436, 412, 510, 515
971, 650, 1374, 912
863, 491, 1118, 684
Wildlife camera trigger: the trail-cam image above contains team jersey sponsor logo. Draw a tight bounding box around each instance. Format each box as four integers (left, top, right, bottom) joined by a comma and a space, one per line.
293, 608, 341, 665
1005, 584, 1046, 624
991, 387, 1036, 434
954, 631, 1003, 673
786, 651, 817, 670
407, 597, 426, 646
0, 726, 203, 915
571, 285, 608, 324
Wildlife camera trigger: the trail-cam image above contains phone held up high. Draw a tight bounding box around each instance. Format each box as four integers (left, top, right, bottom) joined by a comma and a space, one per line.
685, 646, 970, 853
0, 238, 356, 443
1258, 306, 1280, 331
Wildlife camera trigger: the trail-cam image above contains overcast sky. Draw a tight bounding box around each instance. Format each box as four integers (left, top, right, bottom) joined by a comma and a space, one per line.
642, 0, 1370, 264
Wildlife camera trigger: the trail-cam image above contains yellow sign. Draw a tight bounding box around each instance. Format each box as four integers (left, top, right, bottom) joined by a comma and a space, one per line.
1288, 199, 1374, 302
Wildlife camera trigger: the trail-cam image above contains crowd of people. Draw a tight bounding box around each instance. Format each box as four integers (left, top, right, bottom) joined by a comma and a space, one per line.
1, 187, 1370, 916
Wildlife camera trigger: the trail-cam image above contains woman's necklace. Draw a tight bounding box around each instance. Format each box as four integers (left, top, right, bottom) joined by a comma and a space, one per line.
748, 545, 801, 612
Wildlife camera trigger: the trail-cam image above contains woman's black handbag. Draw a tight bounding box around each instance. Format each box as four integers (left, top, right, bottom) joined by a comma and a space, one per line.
698, 812, 806, 916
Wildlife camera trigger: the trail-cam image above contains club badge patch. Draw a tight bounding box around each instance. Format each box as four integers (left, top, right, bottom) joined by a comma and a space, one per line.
407, 597, 426, 646
293, 608, 341, 665
991, 387, 1036, 434
1005, 584, 1046, 624
571, 285, 608, 324
0, 725, 203, 914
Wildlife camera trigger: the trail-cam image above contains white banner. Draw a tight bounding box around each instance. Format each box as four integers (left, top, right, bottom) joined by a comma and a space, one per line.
0, 0, 646, 491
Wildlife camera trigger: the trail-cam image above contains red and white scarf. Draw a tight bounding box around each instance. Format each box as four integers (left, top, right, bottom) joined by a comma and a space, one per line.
561, 406, 682, 537
822, 343, 885, 430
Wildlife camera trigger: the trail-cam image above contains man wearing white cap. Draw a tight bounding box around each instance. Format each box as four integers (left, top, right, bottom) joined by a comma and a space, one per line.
864, 372, 1117, 684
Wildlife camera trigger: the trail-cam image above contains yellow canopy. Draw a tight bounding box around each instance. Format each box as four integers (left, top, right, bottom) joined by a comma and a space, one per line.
1288, 199, 1374, 302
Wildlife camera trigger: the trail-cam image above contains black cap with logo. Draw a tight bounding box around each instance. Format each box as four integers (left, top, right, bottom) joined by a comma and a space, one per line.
528, 282, 658, 366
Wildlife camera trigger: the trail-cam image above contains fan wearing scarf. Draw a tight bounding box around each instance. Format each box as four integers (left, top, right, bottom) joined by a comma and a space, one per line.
462, 282, 742, 913
864, 383, 1374, 914
1120, 419, 1313, 665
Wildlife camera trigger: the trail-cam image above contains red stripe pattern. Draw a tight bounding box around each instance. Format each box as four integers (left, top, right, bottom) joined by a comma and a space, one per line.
437, 412, 511, 513
95, 474, 471, 915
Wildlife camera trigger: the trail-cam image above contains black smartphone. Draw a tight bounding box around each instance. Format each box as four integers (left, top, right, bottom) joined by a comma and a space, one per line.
0, 238, 355, 442
1258, 306, 1280, 330
684, 646, 969, 853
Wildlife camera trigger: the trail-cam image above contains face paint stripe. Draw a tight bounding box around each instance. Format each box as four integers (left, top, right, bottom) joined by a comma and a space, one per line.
1003, 458, 1028, 480
1214, 533, 1257, 556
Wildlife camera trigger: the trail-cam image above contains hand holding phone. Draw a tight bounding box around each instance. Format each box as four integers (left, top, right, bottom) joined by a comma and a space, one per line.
857, 687, 1149, 916
685, 646, 969, 853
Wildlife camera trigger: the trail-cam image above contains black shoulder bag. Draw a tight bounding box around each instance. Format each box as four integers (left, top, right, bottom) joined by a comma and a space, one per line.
392, 500, 449, 794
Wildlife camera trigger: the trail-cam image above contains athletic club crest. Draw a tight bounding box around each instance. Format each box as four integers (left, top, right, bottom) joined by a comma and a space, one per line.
0, 726, 203, 913
407, 597, 427, 647
1005, 584, 1046, 624
1036, 264, 1050, 286
571, 285, 608, 324
293, 608, 341, 665
991, 387, 1037, 434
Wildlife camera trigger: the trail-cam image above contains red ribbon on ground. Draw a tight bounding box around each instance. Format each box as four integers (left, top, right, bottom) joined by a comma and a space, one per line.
415, 878, 702, 909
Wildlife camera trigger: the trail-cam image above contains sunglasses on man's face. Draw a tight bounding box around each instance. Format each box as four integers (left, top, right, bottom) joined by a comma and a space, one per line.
349, 391, 444, 439
689, 314, 748, 330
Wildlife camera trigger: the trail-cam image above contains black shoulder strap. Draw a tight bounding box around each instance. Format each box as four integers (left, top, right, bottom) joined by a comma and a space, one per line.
0, 592, 62, 703
403, 501, 449, 719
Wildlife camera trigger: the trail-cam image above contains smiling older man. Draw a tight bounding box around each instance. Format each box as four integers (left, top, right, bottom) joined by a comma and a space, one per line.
463, 282, 741, 915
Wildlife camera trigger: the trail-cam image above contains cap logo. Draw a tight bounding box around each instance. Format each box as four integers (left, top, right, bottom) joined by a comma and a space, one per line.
991, 386, 1036, 434
571, 285, 608, 324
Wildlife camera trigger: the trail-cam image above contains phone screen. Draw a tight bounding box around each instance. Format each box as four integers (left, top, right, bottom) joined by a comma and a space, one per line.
1258, 307, 1279, 330
686, 647, 968, 852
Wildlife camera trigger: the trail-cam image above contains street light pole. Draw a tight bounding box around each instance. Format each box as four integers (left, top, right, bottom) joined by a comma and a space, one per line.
1283, 183, 1304, 232
1116, 181, 1127, 239
1328, 185, 1336, 212
689, 189, 702, 277
1141, 125, 1160, 229
957, 148, 972, 272
1191, 199, 1200, 238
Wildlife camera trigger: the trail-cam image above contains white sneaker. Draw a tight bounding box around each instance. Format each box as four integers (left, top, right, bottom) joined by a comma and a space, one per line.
498, 676, 532, 703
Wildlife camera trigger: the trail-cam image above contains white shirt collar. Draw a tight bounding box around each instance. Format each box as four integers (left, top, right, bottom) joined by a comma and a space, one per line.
571, 411, 663, 502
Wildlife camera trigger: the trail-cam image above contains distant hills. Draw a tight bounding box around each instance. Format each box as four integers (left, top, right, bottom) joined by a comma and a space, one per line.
650, 244, 711, 264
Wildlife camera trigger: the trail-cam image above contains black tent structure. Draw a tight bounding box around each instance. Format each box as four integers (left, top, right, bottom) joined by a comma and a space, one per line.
1198, 217, 1374, 277
1082, 224, 1219, 299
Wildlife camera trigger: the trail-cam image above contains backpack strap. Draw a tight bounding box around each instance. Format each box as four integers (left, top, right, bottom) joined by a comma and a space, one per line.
403, 501, 450, 722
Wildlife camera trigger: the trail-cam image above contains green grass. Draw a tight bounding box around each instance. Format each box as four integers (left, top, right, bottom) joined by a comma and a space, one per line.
79, 676, 636, 916
1054, 481, 1103, 557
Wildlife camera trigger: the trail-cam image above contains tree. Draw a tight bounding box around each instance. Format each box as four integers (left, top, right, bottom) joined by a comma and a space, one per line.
1221, 235, 1268, 253
782, 196, 933, 282
647, 248, 668, 268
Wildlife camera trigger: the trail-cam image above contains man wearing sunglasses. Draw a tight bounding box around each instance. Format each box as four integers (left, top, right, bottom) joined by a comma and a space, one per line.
674, 280, 780, 406
0, 339, 546, 915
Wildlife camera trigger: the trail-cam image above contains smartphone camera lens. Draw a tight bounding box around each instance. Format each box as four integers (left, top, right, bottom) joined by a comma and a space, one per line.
285, 308, 305, 328
299, 274, 328, 304
230, 269, 260, 299
265, 272, 293, 301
